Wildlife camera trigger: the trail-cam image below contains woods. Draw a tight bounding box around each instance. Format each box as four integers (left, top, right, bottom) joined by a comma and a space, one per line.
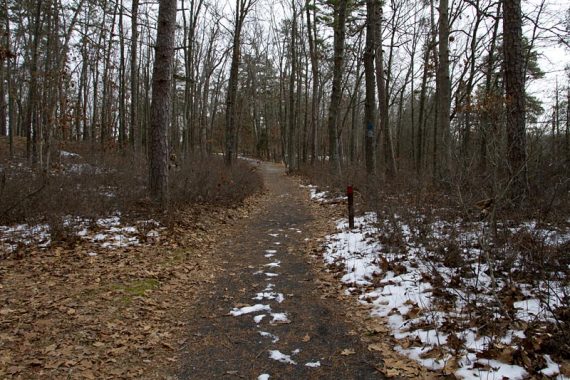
0, 0, 569, 378
0, 0, 567, 206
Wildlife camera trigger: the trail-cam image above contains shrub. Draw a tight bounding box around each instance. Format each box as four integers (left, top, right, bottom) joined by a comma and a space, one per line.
0, 146, 262, 227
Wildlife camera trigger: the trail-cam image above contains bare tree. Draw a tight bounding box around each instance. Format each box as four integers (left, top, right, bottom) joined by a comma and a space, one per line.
225, 0, 255, 166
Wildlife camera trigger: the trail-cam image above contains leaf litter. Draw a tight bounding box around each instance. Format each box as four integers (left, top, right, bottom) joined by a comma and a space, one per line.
0, 201, 259, 379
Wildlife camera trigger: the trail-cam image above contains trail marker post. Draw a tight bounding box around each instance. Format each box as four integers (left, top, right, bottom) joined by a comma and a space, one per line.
347, 185, 354, 229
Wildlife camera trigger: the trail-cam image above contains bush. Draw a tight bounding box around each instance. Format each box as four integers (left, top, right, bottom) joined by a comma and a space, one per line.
0, 147, 262, 226
170, 155, 263, 208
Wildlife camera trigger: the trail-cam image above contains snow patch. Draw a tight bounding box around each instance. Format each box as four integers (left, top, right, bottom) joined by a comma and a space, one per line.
230, 304, 271, 316
268, 350, 296, 365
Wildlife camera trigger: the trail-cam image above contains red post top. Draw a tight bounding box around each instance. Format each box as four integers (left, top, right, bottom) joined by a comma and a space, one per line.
347, 186, 353, 195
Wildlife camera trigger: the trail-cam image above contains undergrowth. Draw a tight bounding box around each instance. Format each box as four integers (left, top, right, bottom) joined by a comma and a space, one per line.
297, 159, 570, 374
0, 141, 262, 227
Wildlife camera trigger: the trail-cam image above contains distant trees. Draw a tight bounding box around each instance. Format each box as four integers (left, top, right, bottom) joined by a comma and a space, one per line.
0, 0, 566, 205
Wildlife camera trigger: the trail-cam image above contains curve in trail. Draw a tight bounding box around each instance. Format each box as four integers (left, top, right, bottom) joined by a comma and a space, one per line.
179, 162, 383, 379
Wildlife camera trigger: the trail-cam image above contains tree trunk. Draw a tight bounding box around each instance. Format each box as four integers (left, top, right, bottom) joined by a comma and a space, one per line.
364, 0, 376, 174
326, 0, 347, 169
416, 41, 430, 174
182, 0, 203, 157
503, 0, 527, 204
479, 1, 501, 172
148, 0, 177, 207
564, 88, 570, 165
306, 0, 319, 163
436, 0, 451, 175
25, 0, 44, 166
225, 0, 252, 165
119, 0, 126, 150
101, 0, 119, 149
0, 60, 6, 137
462, 0, 483, 163
373, 1, 396, 177
130, 0, 139, 150
287, 0, 297, 170
4, 0, 14, 157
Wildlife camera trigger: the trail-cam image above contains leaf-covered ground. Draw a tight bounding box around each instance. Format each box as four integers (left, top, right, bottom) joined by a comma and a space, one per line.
0, 203, 256, 379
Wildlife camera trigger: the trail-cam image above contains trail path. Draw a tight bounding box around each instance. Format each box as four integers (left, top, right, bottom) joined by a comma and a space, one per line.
179, 162, 384, 379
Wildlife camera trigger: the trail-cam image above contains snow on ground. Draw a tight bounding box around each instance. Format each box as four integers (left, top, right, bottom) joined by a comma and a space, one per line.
254, 315, 266, 324
317, 196, 569, 379
270, 312, 290, 325
229, 226, 322, 378
253, 292, 285, 303
0, 214, 163, 255
300, 184, 344, 203
60, 150, 81, 158
259, 331, 280, 343
230, 304, 272, 316
268, 350, 297, 365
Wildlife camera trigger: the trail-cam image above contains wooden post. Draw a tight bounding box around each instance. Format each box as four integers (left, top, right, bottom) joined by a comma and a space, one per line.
347, 185, 354, 229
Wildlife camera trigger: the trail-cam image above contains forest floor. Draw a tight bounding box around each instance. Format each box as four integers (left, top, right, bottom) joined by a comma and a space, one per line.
0, 160, 428, 379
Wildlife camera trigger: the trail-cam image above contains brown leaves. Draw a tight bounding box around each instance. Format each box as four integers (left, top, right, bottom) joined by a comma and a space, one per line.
447, 333, 465, 352
368, 342, 424, 378
0, 203, 237, 379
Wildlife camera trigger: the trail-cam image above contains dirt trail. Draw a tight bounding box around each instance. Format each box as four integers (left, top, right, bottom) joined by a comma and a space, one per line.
178, 162, 384, 379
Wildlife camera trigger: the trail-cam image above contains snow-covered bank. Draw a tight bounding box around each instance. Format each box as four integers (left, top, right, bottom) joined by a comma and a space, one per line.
0, 214, 162, 255
309, 185, 569, 379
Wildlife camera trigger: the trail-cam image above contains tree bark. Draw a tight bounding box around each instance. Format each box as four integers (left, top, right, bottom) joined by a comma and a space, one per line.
287, 0, 297, 170
225, 0, 253, 166
25, 0, 44, 165
148, 0, 177, 207
503, 0, 527, 204
4, 0, 15, 157
436, 0, 451, 175
306, 0, 319, 163
326, 0, 347, 169
374, 1, 396, 177
119, 0, 126, 150
364, 0, 376, 174
130, 0, 139, 150
479, 1, 501, 172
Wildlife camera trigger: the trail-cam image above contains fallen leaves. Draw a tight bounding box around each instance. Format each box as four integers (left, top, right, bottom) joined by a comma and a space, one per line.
0, 202, 246, 379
